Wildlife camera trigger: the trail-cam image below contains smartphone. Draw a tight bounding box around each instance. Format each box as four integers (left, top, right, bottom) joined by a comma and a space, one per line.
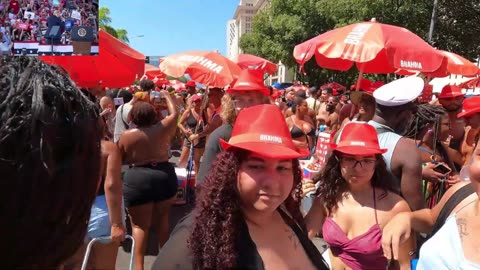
152, 91, 162, 101
433, 163, 452, 175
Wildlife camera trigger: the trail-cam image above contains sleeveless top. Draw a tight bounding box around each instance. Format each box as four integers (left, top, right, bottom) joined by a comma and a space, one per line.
322, 189, 387, 270
368, 120, 402, 193
236, 209, 329, 270
417, 213, 480, 269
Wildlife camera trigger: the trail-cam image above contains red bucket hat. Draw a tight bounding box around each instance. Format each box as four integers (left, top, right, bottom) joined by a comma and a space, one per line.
227, 69, 270, 96
457, 96, 480, 118
330, 122, 387, 155
186, 80, 196, 88
220, 104, 309, 159
438, 85, 464, 99
191, 94, 202, 102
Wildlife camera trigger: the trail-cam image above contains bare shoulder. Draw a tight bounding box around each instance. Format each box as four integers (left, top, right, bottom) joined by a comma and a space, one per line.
397, 137, 417, 149
388, 192, 411, 213
102, 140, 120, 155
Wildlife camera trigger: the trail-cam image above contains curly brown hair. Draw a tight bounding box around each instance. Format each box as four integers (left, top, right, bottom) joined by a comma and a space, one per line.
314, 152, 397, 214
188, 150, 305, 269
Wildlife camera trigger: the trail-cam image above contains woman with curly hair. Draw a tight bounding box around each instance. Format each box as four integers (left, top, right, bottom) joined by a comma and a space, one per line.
304, 122, 414, 270
153, 104, 329, 269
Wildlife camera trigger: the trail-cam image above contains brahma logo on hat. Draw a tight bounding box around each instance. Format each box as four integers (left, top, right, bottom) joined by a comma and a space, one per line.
438, 85, 464, 99
330, 122, 387, 155
373, 76, 424, 107
220, 104, 309, 159
457, 96, 480, 118
227, 69, 270, 96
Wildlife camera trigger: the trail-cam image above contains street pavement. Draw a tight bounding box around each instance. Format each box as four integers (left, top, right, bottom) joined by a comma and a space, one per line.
115, 150, 328, 270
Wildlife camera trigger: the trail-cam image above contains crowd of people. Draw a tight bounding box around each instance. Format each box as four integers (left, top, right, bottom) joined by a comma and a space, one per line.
0, 0, 98, 54
3, 56, 480, 270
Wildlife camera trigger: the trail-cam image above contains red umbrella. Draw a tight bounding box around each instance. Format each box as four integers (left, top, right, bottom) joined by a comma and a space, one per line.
424, 50, 479, 78
159, 50, 242, 87
293, 19, 444, 74
321, 82, 346, 92
458, 77, 480, 89
145, 64, 167, 80
40, 29, 145, 88
396, 50, 479, 78
231, 54, 277, 75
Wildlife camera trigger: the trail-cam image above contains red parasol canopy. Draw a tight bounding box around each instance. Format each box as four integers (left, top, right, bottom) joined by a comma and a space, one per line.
293, 19, 444, 74
231, 54, 277, 75
321, 82, 347, 92
159, 50, 242, 87
40, 29, 145, 88
144, 64, 167, 80
425, 50, 479, 78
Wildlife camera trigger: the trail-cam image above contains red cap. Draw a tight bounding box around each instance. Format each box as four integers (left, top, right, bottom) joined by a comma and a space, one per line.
439, 85, 464, 99
191, 94, 202, 102
186, 80, 196, 88
330, 122, 387, 155
227, 69, 270, 96
220, 104, 309, 159
458, 96, 480, 118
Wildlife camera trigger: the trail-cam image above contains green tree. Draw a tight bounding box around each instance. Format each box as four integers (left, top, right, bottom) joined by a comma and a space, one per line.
98, 7, 129, 43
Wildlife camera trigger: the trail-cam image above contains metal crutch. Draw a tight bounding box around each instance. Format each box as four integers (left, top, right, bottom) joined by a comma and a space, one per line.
81, 235, 135, 270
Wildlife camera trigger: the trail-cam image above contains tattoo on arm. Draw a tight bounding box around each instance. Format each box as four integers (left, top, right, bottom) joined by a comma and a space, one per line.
456, 218, 468, 241
285, 226, 299, 250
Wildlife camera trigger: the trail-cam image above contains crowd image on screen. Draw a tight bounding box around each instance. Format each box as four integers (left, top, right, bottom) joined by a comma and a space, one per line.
0, 0, 98, 46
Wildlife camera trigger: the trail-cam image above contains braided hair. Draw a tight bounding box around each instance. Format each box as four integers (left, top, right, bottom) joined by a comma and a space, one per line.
403, 103, 448, 162
0, 57, 102, 269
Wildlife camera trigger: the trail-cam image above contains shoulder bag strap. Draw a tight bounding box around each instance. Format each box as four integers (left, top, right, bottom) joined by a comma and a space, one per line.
430, 183, 475, 236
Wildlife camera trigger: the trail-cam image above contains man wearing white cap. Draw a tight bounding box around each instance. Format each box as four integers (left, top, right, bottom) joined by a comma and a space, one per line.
368, 76, 426, 211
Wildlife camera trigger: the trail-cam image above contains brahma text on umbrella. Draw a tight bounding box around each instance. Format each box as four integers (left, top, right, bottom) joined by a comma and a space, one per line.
178, 55, 224, 74
400, 60, 423, 69
344, 24, 373, 45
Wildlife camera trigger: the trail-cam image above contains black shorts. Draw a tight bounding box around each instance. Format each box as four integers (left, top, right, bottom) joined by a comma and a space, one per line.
183, 137, 206, 149
123, 162, 178, 207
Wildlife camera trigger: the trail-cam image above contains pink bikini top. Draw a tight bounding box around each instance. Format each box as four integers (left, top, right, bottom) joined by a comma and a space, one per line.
322, 189, 387, 270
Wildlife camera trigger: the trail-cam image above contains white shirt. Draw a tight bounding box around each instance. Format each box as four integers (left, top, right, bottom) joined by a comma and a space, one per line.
417, 214, 480, 269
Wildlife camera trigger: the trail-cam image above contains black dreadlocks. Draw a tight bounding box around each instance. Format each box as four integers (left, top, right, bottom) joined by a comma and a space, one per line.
0, 57, 102, 269
403, 103, 447, 140
403, 103, 449, 163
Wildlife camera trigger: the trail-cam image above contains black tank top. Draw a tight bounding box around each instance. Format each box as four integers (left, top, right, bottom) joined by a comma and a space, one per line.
235, 209, 329, 270
186, 111, 204, 133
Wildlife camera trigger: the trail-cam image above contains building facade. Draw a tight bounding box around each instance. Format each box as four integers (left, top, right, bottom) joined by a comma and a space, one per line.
227, 0, 295, 84
226, 0, 270, 59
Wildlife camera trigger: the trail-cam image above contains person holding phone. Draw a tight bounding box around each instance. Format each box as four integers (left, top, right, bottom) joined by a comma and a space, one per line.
118, 91, 179, 270
403, 103, 461, 208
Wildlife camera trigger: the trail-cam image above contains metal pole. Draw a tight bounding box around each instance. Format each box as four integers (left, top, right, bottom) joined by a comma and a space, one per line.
428, 0, 439, 43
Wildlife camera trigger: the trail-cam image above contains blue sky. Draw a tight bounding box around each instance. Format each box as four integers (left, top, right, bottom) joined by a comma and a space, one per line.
101, 0, 238, 57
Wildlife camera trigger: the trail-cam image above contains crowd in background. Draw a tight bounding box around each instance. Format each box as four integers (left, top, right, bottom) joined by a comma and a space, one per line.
0, 0, 98, 49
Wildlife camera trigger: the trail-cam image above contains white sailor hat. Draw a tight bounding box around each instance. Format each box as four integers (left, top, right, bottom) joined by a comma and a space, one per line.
373, 76, 424, 107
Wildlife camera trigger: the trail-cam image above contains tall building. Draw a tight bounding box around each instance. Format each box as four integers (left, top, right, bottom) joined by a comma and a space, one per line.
226, 0, 270, 59
226, 0, 294, 85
